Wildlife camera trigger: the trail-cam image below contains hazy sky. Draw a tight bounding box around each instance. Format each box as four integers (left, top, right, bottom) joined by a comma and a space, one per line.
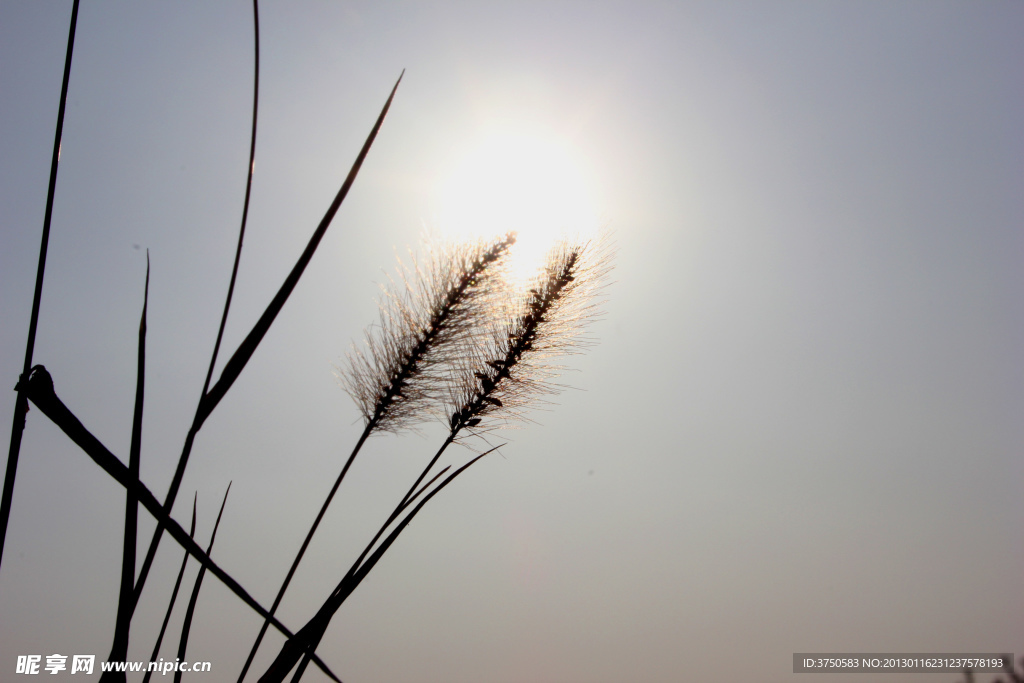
1, 2, 1021, 682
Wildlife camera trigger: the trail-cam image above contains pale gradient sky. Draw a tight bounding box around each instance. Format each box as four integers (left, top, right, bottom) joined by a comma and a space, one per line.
1, 2, 1021, 682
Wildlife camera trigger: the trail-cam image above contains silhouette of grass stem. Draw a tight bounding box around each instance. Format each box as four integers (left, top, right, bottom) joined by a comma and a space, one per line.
259, 449, 496, 683
141, 496, 196, 683
239, 234, 514, 680
175, 482, 231, 683
259, 236, 611, 682
101, 254, 149, 683
6, 5, 614, 679
0, 0, 80, 573
20, 365, 341, 683
132, 66, 403, 635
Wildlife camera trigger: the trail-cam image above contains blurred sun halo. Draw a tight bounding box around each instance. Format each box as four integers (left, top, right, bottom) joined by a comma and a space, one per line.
436, 131, 598, 282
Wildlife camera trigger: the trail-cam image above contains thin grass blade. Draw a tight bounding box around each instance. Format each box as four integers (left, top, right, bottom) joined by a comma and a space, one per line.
102, 254, 149, 682
349, 450, 491, 594
174, 482, 231, 683
171, 74, 402, 673
126, 0, 260, 626
142, 495, 196, 683
130, 0, 262, 611
0, 0, 80, 571
199, 71, 403, 429
200, 0, 260, 401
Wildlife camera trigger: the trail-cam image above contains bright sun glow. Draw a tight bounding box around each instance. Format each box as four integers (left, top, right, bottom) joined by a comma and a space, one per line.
436, 130, 598, 283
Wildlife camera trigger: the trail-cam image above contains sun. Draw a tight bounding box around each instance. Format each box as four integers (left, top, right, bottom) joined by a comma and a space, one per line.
435, 129, 598, 283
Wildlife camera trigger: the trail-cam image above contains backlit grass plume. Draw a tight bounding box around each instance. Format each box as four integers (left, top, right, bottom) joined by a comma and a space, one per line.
340, 233, 516, 434
255, 235, 612, 682
447, 235, 611, 437
239, 233, 517, 682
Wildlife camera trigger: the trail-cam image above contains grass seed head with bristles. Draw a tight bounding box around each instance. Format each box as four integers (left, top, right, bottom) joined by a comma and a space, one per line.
446, 234, 612, 438
339, 233, 516, 434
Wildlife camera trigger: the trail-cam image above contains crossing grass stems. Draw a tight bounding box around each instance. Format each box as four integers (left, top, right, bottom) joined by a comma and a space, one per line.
2, 2, 615, 682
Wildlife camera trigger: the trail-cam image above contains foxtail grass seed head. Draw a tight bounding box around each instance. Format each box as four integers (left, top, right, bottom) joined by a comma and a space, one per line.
339, 233, 516, 434
446, 235, 612, 437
